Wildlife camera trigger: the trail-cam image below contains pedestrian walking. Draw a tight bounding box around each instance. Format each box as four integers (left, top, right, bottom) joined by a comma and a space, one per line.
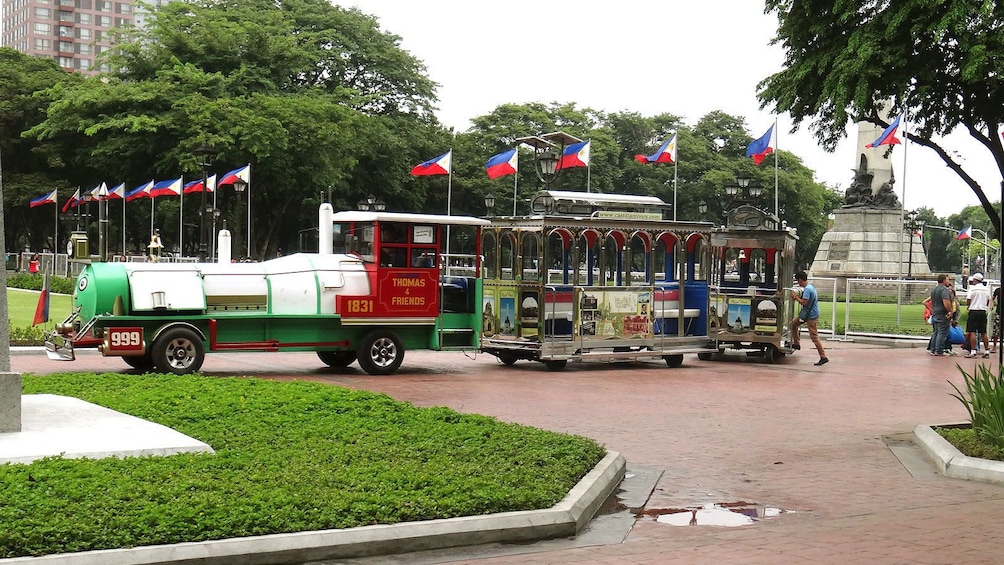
789, 271, 828, 366
28, 252, 40, 274
928, 274, 953, 357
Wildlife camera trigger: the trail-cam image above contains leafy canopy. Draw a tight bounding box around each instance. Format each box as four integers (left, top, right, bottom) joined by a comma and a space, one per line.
759, 0, 1004, 235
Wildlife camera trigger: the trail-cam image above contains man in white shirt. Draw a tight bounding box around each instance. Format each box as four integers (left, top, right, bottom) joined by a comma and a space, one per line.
965, 273, 993, 358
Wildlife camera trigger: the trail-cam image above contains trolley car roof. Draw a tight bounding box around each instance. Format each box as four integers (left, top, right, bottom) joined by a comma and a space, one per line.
330, 211, 490, 226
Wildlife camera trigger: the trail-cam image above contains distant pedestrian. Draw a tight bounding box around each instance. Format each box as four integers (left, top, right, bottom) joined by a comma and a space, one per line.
28, 252, 40, 274
789, 271, 828, 366
965, 273, 992, 358
928, 274, 953, 357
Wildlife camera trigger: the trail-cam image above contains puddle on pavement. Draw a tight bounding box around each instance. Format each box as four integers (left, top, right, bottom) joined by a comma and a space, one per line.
643, 502, 791, 527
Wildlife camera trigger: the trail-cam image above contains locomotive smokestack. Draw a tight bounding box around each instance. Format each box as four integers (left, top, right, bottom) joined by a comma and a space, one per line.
319, 203, 333, 255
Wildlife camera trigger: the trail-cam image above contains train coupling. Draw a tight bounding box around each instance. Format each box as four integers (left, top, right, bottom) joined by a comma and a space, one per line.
44, 332, 75, 361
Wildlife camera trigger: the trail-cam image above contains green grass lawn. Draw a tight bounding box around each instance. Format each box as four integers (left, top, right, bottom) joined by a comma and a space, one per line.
2, 373, 606, 559
817, 301, 946, 336
5, 288, 72, 329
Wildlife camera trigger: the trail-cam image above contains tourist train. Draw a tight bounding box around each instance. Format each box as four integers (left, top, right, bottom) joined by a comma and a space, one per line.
45, 191, 799, 374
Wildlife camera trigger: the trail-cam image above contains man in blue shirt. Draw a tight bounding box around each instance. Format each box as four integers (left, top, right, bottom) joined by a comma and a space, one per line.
789, 271, 828, 366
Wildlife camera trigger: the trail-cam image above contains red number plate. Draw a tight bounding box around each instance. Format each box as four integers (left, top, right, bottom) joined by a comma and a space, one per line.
105, 327, 144, 354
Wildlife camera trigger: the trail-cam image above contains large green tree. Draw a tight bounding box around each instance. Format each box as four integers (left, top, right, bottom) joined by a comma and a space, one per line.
0, 48, 82, 252
28, 0, 439, 258
759, 0, 1004, 236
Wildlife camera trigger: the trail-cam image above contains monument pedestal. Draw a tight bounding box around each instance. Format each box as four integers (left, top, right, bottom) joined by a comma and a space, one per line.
1, 372, 22, 433
809, 209, 932, 289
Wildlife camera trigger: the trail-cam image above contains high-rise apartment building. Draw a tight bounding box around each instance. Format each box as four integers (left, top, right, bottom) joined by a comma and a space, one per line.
1, 0, 164, 75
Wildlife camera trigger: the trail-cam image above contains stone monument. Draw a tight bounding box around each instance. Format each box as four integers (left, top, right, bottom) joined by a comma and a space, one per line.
1, 172, 22, 433
808, 118, 932, 287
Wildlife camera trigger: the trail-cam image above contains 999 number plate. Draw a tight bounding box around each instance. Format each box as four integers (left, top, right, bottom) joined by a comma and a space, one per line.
104, 326, 145, 355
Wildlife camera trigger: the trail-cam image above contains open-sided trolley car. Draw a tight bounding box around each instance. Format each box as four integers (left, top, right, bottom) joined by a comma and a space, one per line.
705, 204, 799, 363
479, 190, 717, 370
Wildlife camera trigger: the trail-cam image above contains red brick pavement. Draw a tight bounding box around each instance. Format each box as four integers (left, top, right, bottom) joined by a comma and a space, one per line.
13, 341, 1004, 564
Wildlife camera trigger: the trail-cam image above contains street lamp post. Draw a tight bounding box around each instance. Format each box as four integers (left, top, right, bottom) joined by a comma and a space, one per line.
96, 183, 109, 262
722, 174, 774, 229
515, 132, 582, 203
902, 210, 925, 279
193, 143, 219, 262
970, 227, 992, 274
232, 178, 248, 260
484, 193, 496, 217
356, 195, 385, 212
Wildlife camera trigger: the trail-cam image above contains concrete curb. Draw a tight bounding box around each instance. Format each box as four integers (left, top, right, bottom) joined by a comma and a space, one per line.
0, 451, 626, 565
914, 425, 1004, 484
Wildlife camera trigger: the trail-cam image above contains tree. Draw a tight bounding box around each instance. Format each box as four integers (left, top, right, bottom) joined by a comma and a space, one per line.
759, 0, 1004, 236
0, 48, 82, 252
28, 0, 440, 258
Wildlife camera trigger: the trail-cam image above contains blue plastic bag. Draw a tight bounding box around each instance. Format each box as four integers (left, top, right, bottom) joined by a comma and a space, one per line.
949, 325, 965, 345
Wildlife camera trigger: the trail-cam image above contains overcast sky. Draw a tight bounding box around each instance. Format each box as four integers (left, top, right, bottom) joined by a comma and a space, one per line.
343, 0, 997, 218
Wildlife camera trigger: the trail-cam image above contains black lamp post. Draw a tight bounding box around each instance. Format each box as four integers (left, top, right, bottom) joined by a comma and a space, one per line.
698, 200, 708, 217
193, 143, 219, 261
484, 193, 496, 216
515, 131, 582, 193
903, 210, 925, 279
96, 183, 108, 262
233, 178, 247, 260
356, 195, 385, 211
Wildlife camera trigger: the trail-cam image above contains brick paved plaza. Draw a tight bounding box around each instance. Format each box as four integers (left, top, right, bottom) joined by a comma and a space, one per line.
12, 340, 1004, 564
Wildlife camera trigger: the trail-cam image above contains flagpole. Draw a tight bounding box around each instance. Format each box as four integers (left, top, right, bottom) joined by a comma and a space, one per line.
673, 159, 678, 221
245, 165, 252, 260
587, 162, 591, 193
211, 177, 218, 261
121, 193, 126, 257
446, 148, 453, 260
773, 117, 779, 220
512, 166, 518, 216
180, 177, 185, 259
53, 190, 58, 260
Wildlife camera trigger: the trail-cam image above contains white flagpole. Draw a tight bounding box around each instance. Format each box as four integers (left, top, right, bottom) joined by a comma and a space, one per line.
180, 178, 185, 258
121, 193, 126, 256
587, 159, 591, 193
211, 175, 218, 261
902, 110, 909, 211
673, 159, 678, 221
245, 165, 251, 260
446, 149, 453, 260
53, 190, 58, 258
512, 157, 519, 216
774, 117, 779, 220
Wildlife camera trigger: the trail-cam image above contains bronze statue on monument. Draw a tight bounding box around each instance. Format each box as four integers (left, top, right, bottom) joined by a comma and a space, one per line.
842, 153, 900, 209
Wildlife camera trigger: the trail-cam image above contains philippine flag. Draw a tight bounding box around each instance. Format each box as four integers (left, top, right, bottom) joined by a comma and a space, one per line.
865, 115, 902, 148
107, 182, 126, 200
218, 165, 249, 187
150, 177, 183, 198
60, 188, 81, 213
183, 179, 204, 194
86, 183, 104, 200
126, 180, 154, 201
411, 151, 451, 176
558, 140, 590, 169
634, 134, 677, 164
32, 274, 50, 326
956, 226, 973, 240
29, 189, 58, 208
485, 149, 518, 179
746, 125, 775, 165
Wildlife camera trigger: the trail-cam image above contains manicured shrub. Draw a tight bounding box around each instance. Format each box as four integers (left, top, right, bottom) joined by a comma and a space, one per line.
2, 373, 606, 559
